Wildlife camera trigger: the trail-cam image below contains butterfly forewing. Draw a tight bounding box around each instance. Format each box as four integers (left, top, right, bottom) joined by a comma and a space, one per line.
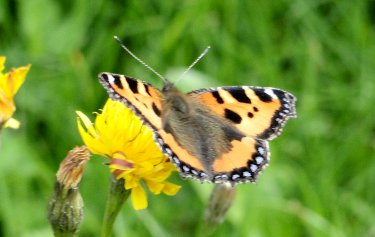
99, 73, 163, 130
188, 86, 296, 140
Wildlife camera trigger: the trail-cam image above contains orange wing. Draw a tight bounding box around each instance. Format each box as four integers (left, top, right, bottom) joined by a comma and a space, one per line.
188, 86, 297, 140
212, 136, 269, 184
154, 129, 210, 181
99, 73, 163, 130
154, 129, 270, 184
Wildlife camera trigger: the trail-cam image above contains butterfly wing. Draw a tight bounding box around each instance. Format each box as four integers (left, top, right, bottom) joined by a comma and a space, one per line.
188, 86, 297, 140
99, 73, 210, 181
209, 135, 269, 183
154, 130, 211, 181
99, 73, 164, 130
157, 130, 270, 184
185, 86, 296, 184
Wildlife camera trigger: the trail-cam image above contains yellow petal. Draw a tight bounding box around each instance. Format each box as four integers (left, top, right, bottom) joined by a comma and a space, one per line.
76, 111, 98, 138
76, 117, 105, 155
134, 161, 155, 174
125, 175, 140, 190
145, 180, 165, 195
9, 64, 31, 95
131, 185, 148, 210
0, 58, 30, 127
162, 182, 181, 196
145, 166, 174, 183
0, 64, 30, 98
3, 117, 20, 129
0, 57, 5, 72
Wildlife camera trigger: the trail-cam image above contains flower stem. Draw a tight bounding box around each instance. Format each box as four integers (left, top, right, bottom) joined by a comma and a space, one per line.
101, 177, 130, 237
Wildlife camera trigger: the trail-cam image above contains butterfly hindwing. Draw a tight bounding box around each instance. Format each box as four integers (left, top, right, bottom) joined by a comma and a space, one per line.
154, 130, 210, 181
188, 86, 297, 140
212, 136, 269, 183
155, 129, 270, 184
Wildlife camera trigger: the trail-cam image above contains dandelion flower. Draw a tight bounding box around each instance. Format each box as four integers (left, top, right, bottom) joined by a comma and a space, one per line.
0, 56, 30, 129
77, 99, 180, 210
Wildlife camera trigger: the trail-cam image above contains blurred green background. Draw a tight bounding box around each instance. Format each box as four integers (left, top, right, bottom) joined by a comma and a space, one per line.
1, 0, 375, 236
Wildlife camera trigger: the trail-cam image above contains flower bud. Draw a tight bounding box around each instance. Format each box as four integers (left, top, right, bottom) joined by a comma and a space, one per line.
48, 146, 89, 236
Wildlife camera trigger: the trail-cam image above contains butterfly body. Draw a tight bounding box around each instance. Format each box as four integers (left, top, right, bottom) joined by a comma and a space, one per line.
99, 72, 296, 185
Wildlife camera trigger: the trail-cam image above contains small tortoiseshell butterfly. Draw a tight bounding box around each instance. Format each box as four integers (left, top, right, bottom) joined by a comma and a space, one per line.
99, 39, 296, 185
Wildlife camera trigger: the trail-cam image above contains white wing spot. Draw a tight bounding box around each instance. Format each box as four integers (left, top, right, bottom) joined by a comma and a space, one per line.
165, 148, 172, 155
264, 89, 278, 99
182, 166, 190, 172
258, 147, 265, 155
107, 74, 115, 84
243, 171, 251, 177
173, 157, 180, 165
255, 156, 264, 165
215, 174, 228, 180
232, 174, 240, 180
250, 164, 258, 172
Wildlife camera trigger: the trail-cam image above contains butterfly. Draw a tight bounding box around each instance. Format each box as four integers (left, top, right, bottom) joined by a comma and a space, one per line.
99, 69, 296, 185
99, 38, 296, 185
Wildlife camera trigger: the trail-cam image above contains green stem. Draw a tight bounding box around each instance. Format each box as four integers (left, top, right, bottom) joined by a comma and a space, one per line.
101, 177, 130, 237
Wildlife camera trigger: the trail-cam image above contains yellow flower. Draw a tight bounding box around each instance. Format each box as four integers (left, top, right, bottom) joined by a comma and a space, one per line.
0, 56, 31, 129
77, 99, 180, 210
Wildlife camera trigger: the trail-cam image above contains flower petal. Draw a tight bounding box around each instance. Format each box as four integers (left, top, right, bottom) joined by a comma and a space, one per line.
124, 174, 140, 190
9, 65, 31, 95
145, 180, 165, 195
0, 57, 5, 72
77, 116, 105, 155
0, 57, 30, 128
76, 111, 98, 138
3, 117, 20, 129
162, 182, 181, 196
131, 185, 148, 210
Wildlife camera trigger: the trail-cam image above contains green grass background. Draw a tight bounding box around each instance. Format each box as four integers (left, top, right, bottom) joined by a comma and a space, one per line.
1, 0, 375, 236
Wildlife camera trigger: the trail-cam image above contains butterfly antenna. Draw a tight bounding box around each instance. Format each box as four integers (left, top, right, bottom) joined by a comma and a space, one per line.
174, 46, 211, 85
113, 36, 168, 83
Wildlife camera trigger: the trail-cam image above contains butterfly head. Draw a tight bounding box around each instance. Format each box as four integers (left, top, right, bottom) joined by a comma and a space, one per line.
161, 81, 190, 115
161, 80, 174, 93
